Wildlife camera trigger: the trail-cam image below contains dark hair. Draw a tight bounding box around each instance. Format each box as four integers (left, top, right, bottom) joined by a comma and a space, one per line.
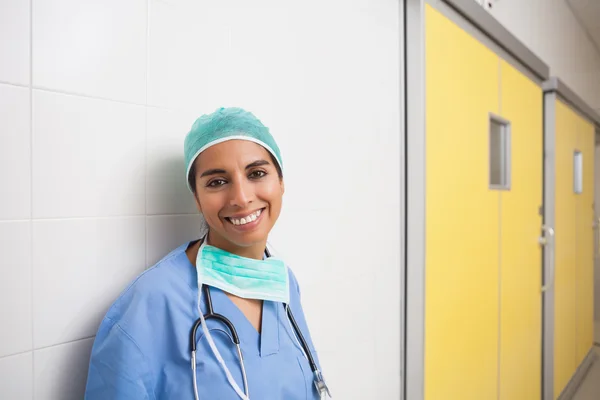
189, 152, 283, 195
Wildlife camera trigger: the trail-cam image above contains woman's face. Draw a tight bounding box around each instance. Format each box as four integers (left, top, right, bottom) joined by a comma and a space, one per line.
192, 139, 284, 251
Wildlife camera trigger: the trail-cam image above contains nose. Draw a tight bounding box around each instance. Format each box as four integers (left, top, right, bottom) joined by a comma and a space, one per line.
229, 178, 253, 208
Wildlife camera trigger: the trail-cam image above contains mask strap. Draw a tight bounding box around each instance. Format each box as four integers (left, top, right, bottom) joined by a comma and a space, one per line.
196, 236, 250, 400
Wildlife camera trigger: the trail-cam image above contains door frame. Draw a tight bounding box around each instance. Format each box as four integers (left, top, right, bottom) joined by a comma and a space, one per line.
542, 88, 557, 400
542, 77, 600, 400
594, 130, 600, 346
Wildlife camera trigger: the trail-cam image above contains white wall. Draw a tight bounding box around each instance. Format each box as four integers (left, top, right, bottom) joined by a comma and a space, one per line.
0, 0, 402, 399
481, 0, 600, 112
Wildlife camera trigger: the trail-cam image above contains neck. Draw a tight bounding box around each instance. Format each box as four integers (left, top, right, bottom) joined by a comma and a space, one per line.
206, 231, 267, 260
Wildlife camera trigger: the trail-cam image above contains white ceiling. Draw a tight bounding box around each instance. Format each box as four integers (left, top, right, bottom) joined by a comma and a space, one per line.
566, 0, 600, 52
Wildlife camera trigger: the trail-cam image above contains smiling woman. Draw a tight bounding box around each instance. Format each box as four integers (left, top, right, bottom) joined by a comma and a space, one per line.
189, 139, 284, 257
83, 107, 329, 400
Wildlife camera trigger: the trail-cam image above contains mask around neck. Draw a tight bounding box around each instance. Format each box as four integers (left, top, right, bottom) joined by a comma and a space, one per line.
195, 237, 290, 304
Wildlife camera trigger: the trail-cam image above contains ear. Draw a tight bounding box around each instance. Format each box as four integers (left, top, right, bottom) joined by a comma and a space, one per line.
280, 178, 285, 195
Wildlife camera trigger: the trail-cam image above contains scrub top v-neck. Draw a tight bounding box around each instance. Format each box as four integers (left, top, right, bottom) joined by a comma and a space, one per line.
84, 242, 322, 400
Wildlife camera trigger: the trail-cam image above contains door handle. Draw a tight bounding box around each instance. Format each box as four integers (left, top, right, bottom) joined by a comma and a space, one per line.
541, 225, 555, 293
595, 217, 600, 257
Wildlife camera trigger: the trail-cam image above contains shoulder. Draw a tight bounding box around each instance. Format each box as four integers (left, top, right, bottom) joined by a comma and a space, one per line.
99, 242, 195, 333
286, 265, 301, 295
286, 265, 308, 309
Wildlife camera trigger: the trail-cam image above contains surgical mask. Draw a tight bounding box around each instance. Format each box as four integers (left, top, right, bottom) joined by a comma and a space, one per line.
196, 239, 290, 304
194, 237, 290, 400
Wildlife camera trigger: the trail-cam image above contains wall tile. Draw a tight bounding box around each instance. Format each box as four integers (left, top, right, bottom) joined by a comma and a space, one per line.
33, 218, 145, 349
301, 275, 377, 400
146, 107, 199, 215
0, 0, 30, 85
32, 90, 145, 219
268, 205, 401, 285
146, 214, 203, 268
147, 0, 297, 111
0, 84, 30, 220
0, 352, 33, 400
0, 221, 32, 358
32, 0, 147, 103
147, 0, 229, 109
34, 338, 94, 400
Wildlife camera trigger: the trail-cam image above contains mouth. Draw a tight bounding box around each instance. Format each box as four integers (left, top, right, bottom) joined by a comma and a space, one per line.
225, 208, 266, 227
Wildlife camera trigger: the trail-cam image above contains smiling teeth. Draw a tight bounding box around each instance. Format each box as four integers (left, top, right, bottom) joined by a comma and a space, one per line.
229, 209, 262, 226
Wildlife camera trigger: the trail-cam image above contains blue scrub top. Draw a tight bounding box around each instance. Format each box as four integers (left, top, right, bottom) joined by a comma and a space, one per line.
84, 241, 322, 399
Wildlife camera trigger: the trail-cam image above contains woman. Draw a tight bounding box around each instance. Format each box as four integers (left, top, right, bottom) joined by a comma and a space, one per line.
84, 107, 330, 399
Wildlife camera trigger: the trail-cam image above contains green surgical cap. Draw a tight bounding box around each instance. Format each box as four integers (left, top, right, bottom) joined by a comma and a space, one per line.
184, 107, 283, 192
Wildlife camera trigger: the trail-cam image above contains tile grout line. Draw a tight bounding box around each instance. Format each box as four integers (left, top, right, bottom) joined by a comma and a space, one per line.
1, 77, 192, 113
31, 85, 146, 108
0, 80, 29, 89
145, 0, 150, 269
21, 213, 197, 223
0, 335, 99, 363
0, 218, 33, 224
0, 349, 33, 360
29, 0, 34, 396
35, 336, 97, 353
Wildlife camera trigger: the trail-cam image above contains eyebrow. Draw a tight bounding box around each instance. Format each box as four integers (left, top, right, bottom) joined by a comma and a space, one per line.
246, 160, 270, 169
199, 160, 271, 178
199, 168, 227, 178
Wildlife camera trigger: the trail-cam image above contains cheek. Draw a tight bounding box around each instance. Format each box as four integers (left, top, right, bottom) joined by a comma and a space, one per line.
259, 181, 284, 209
198, 194, 224, 220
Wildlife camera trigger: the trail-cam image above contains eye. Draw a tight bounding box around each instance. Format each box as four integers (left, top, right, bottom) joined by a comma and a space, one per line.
249, 170, 267, 179
207, 178, 227, 188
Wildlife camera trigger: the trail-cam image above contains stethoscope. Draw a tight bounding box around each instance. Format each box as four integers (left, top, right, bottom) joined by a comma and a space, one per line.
190, 247, 331, 400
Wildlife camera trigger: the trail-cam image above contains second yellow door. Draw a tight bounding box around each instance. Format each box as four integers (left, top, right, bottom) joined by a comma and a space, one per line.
553, 99, 595, 398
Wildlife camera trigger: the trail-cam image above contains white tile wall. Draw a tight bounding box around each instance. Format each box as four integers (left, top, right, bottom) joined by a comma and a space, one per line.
32, 218, 146, 349
146, 107, 200, 215
0, 84, 31, 220
147, 0, 225, 110
146, 214, 204, 268
147, 0, 299, 112
34, 338, 94, 400
32, 0, 147, 104
32, 90, 146, 219
303, 273, 376, 353
1, 0, 403, 399
0, 222, 32, 358
0, 0, 30, 85
0, 352, 33, 400
269, 205, 402, 287
302, 274, 378, 399
267, 208, 332, 286
373, 236, 402, 397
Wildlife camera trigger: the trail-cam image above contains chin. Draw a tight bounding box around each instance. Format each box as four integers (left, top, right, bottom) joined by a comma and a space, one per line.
221, 228, 265, 246
233, 234, 267, 248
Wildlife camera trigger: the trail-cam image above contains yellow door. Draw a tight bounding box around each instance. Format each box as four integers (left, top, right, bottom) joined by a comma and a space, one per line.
576, 114, 595, 367
554, 100, 585, 397
498, 60, 543, 400
425, 5, 500, 399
